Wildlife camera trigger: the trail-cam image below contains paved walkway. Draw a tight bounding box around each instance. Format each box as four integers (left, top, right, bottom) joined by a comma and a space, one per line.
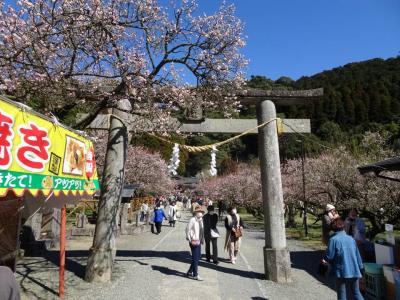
16, 211, 336, 300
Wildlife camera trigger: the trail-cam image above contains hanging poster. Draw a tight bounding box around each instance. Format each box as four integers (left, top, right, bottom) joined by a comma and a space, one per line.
0, 96, 99, 197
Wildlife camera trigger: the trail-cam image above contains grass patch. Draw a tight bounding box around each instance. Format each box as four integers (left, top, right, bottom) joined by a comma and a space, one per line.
241, 213, 264, 230
241, 212, 325, 250
286, 215, 325, 250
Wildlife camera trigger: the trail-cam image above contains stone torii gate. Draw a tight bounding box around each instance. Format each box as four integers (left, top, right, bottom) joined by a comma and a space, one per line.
238, 88, 322, 282
83, 87, 323, 283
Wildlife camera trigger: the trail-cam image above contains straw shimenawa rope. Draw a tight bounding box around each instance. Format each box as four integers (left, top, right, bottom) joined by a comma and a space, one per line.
148, 117, 282, 153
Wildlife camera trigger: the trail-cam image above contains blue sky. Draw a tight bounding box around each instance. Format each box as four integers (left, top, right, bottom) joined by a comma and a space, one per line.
200, 0, 400, 80
5, 0, 400, 81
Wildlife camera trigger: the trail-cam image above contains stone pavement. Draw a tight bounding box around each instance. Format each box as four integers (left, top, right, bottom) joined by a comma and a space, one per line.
16, 211, 336, 300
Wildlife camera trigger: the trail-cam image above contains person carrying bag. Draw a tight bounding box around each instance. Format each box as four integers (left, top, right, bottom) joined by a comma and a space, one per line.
186, 205, 205, 281
224, 206, 244, 264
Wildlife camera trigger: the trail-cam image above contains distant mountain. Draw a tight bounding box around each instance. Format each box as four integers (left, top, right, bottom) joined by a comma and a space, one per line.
247, 57, 400, 133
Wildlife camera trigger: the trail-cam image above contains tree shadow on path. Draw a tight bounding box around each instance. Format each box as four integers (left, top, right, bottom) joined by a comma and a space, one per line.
290, 250, 335, 291
17, 246, 88, 299
18, 247, 263, 294
115, 250, 265, 280
62, 249, 264, 280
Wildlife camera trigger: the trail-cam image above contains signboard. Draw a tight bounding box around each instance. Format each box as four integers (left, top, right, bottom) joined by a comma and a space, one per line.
0, 96, 99, 197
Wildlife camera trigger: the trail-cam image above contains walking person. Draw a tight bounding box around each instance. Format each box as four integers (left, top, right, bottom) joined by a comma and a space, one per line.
153, 203, 167, 234
322, 218, 364, 300
218, 200, 226, 221
185, 205, 205, 281
168, 201, 177, 227
345, 208, 366, 258
322, 204, 339, 245
203, 205, 219, 264
182, 197, 188, 211
224, 206, 243, 264
140, 201, 148, 222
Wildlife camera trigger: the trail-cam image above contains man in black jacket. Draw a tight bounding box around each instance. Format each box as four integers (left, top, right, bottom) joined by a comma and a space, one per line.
203, 205, 219, 264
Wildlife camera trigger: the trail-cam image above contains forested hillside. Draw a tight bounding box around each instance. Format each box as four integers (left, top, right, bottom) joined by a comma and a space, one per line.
249, 57, 400, 134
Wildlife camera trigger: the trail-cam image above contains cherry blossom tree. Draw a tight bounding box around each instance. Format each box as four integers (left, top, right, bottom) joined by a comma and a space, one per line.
0, 0, 247, 282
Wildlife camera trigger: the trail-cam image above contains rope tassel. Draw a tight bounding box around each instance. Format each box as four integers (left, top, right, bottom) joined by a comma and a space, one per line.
167, 143, 180, 176
210, 146, 218, 176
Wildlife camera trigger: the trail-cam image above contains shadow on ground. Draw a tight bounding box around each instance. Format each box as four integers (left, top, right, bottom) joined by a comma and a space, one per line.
18, 241, 335, 297
118, 249, 263, 280
21, 248, 264, 280
290, 250, 335, 291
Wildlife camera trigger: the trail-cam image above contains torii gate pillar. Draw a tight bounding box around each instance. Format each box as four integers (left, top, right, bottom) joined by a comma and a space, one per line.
257, 100, 291, 282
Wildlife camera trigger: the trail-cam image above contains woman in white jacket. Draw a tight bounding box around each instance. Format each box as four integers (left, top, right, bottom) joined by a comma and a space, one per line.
185, 205, 205, 281
168, 202, 177, 227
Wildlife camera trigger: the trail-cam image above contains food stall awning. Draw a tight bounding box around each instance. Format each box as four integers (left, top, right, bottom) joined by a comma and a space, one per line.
0, 95, 100, 297
0, 95, 99, 211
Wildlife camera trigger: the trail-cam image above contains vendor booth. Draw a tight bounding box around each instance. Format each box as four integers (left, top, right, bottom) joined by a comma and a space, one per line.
358, 157, 400, 299
0, 95, 99, 298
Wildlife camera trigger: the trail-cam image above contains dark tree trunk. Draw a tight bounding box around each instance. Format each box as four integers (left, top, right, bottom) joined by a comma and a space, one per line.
361, 210, 384, 240
84, 99, 131, 283
286, 203, 296, 228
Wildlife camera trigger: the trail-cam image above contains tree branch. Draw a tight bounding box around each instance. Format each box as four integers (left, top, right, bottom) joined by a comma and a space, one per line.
73, 98, 109, 130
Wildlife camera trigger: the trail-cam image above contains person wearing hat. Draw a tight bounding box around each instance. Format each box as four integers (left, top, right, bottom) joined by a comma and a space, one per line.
185, 205, 205, 281
322, 204, 339, 245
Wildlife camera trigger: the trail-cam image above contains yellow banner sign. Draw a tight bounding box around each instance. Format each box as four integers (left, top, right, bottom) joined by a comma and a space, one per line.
0, 96, 99, 197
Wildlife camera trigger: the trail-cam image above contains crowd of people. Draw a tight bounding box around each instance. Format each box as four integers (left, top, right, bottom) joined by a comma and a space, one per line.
147, 194, 243, 281
321, 204, 366, 300
185, 203, 243, 280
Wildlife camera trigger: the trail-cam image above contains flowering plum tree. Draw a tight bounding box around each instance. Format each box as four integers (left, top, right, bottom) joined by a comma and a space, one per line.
284, 132, 400, 237
281, 159, 303, 227
0, 0, 246, 123
198, 163, 262, 215
0, 0, 247, 282
199, 132, 400, 237
198, 161, 305, 219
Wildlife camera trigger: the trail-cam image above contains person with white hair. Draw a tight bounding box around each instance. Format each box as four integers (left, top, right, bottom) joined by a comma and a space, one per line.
185, 205, 205, 281
322, 204, 339, 245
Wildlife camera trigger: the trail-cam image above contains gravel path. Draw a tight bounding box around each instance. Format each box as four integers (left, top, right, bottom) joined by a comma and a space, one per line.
16, 211, 336, 300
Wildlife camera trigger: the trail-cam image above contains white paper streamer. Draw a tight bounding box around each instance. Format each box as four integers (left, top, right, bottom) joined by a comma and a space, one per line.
209, 146, 218, 176
168, 143, 180, 176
